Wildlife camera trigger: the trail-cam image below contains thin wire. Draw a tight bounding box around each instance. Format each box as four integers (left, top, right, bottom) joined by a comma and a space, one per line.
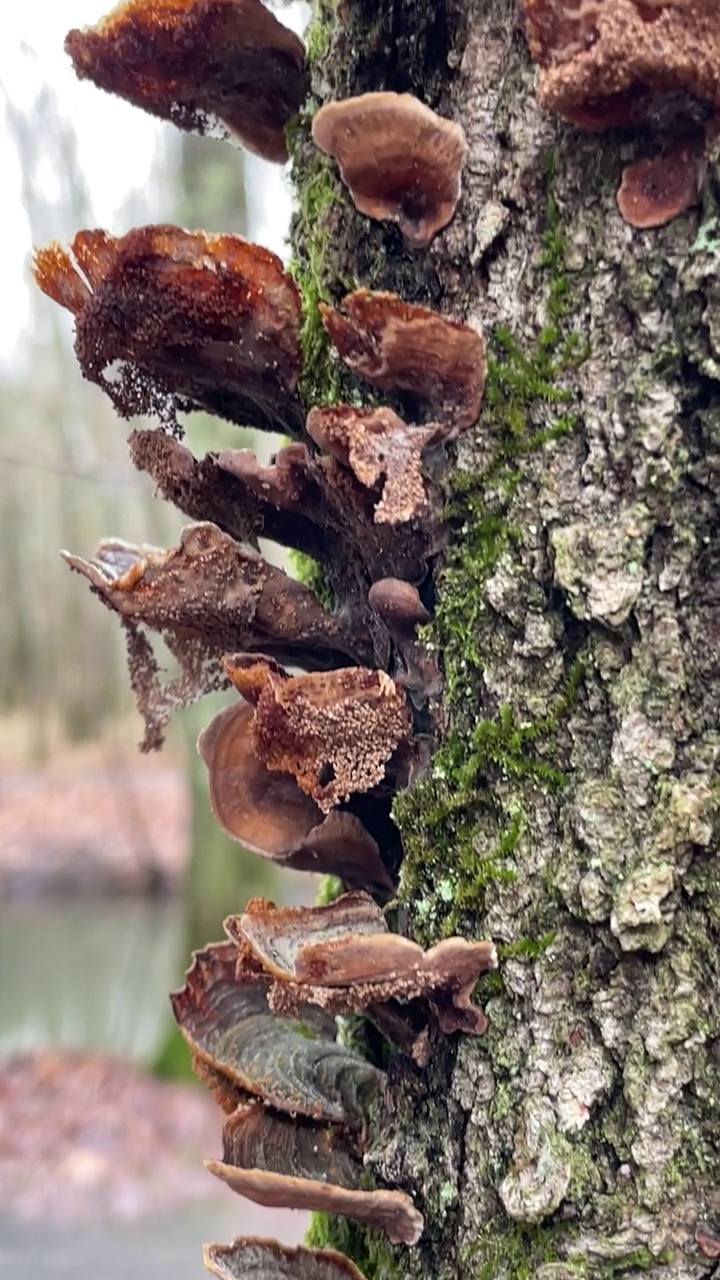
0, 447, 141, 487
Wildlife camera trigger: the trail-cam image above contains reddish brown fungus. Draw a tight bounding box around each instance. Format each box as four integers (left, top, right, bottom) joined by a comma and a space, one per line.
221, 1101, 364, 1189
216, 441, 444, 589
205, 1161, 424, 1246
616, 139, 706, 228
368, 577, 440, 699
65, 0, 307, 162
223, 655, 412, 812
320, 289, 486, 431
695, 1224, 720, 1260
171, 943, 382, 1127
307, 405, 447, 525
368, 578, 431, 633
63, 520, 364, 673
524, 0, 720, 131
312, 91, 467, 249
197, 702, 395, 895
226, 892, 498, 1057
203, 1237, 369, 1280
33, 225, 302, 434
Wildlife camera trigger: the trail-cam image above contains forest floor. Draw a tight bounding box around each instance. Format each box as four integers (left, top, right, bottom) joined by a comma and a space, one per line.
0, 737, 188, 898
0, 731, 203, 1225
0, 1050, 223, 1222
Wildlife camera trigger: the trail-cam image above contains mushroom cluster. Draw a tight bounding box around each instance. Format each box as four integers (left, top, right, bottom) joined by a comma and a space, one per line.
523, 0, 718, 228
34, 0, 494, 1275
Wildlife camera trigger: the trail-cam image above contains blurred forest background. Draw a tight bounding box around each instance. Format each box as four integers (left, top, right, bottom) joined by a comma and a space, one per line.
0, 6, 314, 1258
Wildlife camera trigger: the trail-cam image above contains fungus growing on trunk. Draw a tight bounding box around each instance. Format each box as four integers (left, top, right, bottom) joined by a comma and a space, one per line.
65, 0, 307, 162
64, 520, 366, 670
204, 1237, 368, 1280
33, 226, 303, 434
205, 1157, 424, 1245
306, 405, 447, 525
171, 942, 383, 1128
523, 0, 720, 131
197, 701, 395, 896
222, 655, 412, 811
216, 442, 444, 588
368, 577, 441, 699
616, 137, 707, 228
311, 92, 467, 249
226, 891, 498, 1061
62, 522, 372, 749
320, 289, 486, 431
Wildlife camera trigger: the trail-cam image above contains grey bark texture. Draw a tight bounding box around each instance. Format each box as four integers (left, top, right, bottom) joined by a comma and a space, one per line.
293, 2, 720, 1279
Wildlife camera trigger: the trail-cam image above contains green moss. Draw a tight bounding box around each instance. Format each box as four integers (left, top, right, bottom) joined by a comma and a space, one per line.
313, 873, 346, 905
465, 1219, 580, 1280
306, 1213, 405, 1280
288, 145, 347, 407
498, 931, 556, 962
395, 660, 585, 941
394, 168, 589, 945
289, 548, 335, 611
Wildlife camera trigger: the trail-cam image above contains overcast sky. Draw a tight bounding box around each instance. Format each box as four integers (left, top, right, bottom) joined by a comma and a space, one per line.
0, 0, 302, 368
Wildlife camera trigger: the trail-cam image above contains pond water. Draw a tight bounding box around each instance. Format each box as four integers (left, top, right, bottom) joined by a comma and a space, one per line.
0, 1204, 307, 1280
0, 897, 184, 1061
0, 896, 310, 1277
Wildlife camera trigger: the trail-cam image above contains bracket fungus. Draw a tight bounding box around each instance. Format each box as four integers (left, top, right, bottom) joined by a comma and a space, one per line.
306, 405, 447, 526
197, 701, 395, 896
205, 1156, 423, 1246
174, 951, 424, 1245
63, 521, 371, 746
33, 225, 303, 435
368, 578, 441, 700
171, 942, 383, 1128
524, 0, 720, 132
222, 655, 412, 812
311, 91, 467, 249
226, 891, 498, 1062
221, 1102, 364, 1188
216, 442, 443, 589
320, 289, 486, 431
616, 136, 707, 228
203, 1238, 368, 1280
65, 0, 307, 162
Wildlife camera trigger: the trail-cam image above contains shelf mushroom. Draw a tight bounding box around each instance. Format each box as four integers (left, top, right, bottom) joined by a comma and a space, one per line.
33, 226, 304, 435
320, 289, 486, 431
312, 91, 468, 249
65, 0, 307, 162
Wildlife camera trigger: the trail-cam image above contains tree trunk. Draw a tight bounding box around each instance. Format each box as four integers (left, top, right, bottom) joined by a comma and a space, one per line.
293, 2, 720, 1278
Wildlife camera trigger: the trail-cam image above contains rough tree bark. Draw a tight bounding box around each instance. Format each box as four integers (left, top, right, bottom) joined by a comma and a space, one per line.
292, 2, 720, 1279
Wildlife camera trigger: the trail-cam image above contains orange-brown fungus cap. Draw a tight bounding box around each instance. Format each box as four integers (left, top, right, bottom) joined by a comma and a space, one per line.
204, 1237, 369, 1280
205, 1160, 424, 1245
311, 91, 467, 249
63, 522, 363, 671
198, 700, 395, 894
306, 405, 447, 525
368, 578, 431, 633
616, 138, 706, 228
33, 225, 302, 434
65, 0, 306, 162
320, 289, 486, 431
524, 0, 720, 130
227, 891, 498, 1053
224, 656, 412, 812
171, 943, 382, 1126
